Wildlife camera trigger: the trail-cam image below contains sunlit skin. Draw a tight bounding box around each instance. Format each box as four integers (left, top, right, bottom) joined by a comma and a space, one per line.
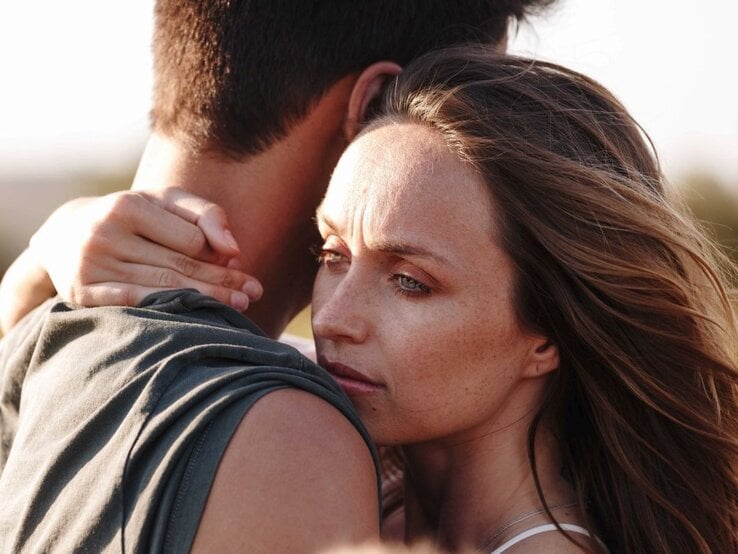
312, 121, 559, 448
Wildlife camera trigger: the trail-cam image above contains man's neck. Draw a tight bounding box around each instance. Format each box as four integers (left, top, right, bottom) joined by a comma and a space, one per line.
131, 120, 343, 336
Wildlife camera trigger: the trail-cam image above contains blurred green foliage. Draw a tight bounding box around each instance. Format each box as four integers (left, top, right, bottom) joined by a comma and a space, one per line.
679, 172, 738, 269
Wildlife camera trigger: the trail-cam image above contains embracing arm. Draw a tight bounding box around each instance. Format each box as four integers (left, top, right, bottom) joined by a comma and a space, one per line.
191, 388, 380, 553
0, 189, 261, 334
0, 248, 55, 335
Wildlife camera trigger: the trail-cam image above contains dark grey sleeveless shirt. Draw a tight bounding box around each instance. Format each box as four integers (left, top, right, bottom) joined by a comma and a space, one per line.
0, 290, 379, 553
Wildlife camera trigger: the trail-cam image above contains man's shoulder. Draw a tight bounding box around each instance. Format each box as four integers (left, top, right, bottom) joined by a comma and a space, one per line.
190, 388, 381, 552
20, 290, 308, 375
227, 387, 376, 466
0, 291, 377, 552
0, 295, 58, 354
0, 296, 59, 469
1, 290, 307, 369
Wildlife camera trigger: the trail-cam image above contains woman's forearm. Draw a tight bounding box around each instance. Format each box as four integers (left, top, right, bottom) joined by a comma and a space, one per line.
0, 248, 55, 335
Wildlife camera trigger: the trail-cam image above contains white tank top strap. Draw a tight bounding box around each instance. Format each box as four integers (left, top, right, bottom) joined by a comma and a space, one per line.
489, 523, 593, 553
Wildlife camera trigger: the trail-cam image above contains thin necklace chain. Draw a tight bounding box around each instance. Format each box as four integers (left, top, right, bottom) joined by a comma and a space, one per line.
478, 501, 579, 553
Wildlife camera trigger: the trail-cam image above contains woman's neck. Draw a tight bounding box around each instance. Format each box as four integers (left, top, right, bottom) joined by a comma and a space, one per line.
401, 416, 573, 552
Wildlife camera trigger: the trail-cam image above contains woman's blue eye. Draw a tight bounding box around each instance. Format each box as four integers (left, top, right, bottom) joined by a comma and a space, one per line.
393, 274, 431, 296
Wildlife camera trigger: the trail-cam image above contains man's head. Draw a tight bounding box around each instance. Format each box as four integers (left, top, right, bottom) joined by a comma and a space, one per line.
151, 0, 554, 159
141, 0, 555, 336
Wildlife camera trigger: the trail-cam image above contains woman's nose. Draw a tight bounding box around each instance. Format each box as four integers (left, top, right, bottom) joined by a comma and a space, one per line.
312, 275, 370, 344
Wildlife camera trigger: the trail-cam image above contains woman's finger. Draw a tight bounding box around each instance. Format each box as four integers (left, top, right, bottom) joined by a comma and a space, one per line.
80, 258, 261, 307
115, 260, 262, 305
98, 235, 262, 300
72, 276, 256, 312
96, 191, 221, 264
101, 192, 224, 263
143, 188, 241, 259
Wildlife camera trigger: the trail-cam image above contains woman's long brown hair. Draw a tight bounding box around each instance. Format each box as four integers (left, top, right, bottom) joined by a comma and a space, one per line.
378, 47, 738, 553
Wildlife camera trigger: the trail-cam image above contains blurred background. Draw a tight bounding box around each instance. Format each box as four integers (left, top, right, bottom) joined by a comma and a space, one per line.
1, 0, 736, 337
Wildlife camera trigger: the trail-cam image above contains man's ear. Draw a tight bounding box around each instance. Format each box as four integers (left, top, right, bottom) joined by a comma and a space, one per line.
521, 337, 559, 379
344, 61, 402, 140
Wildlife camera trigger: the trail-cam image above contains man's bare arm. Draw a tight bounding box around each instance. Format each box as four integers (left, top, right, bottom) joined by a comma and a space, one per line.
191, 388, 380, 553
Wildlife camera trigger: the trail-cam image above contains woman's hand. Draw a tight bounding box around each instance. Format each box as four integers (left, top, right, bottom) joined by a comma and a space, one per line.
27, 188, 262, 311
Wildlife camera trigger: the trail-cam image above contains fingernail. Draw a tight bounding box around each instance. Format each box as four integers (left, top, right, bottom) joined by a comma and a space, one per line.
227, 257, 242, 270
230, 291, 249, 311
223, 230, 239, 252
242, 280, 263, 301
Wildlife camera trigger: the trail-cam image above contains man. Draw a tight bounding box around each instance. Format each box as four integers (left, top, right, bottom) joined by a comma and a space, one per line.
0, 1, 553, 552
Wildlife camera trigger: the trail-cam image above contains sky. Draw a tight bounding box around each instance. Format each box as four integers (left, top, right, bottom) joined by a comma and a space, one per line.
0, 2, 153, 177
0, 0, 737, 186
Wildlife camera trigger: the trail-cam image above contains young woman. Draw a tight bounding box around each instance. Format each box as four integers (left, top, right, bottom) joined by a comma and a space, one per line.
5, 48, 737, 552
307, 48, 737, 552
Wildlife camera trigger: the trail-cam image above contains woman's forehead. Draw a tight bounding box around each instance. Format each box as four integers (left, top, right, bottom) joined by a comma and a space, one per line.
317, 122, 499, 262
323, 122, 484, 213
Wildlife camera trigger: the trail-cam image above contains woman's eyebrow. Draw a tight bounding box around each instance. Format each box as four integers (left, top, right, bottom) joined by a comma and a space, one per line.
371, 240, 455, 268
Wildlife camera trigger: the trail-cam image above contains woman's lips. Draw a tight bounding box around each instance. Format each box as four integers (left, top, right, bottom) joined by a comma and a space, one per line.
319, 358, 383, 396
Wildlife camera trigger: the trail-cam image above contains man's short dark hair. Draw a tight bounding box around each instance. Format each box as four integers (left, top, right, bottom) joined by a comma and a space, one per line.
152, 0, 553, 158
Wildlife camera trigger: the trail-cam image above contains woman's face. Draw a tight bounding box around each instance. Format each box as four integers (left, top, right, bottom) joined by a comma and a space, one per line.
312, 122, 552, 446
